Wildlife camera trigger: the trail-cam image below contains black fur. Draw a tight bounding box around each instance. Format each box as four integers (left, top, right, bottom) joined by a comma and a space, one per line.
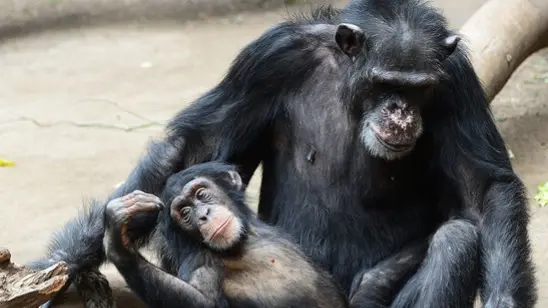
32, 0, 536, 307
104, 161, 347, 308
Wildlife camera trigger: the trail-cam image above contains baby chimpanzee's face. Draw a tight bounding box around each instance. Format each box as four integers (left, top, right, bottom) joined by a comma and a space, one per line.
170, 174, 246, 251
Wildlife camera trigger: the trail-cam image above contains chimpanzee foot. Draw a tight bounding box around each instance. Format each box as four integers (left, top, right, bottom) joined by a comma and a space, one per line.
75, 269, 116, 308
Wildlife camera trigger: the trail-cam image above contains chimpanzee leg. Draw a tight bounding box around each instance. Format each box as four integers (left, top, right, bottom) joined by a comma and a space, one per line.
392, 219, 480, 308
349, 240, 428, 308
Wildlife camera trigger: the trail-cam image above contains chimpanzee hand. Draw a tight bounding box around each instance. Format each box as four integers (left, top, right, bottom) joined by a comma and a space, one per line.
103, 190, 163, 262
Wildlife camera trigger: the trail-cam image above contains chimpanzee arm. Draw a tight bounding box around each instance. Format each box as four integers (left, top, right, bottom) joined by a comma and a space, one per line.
349, 240, 428, 308
433, 49, 536, 308
103, 191, 226, 308
110, 254, 223, 308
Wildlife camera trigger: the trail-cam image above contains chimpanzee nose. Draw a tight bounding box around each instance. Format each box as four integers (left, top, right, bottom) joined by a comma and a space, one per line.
198, 207, 211, 222
387, 97, 407, 111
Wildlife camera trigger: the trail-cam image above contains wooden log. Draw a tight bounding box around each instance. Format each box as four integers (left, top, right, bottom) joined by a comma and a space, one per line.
459, 0, 548, 101
0, 248, 68, 308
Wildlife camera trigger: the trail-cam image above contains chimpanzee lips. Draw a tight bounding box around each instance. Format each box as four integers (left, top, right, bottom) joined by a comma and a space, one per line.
208, 217, 233, 241
370, 123, 414, 152
373, 132, 413, 152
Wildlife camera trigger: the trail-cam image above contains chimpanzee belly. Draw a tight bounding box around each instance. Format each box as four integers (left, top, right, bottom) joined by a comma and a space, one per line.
280, 200, 435, 291
258, 153, 441, 293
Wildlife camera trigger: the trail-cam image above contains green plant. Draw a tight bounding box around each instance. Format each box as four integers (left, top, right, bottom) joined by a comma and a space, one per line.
534, 181, 548, 207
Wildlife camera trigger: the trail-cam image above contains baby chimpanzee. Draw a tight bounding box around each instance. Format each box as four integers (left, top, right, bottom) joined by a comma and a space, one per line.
103, 162, 349, 308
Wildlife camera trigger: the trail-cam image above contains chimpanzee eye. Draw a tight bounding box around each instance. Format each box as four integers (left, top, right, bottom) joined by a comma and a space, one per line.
181, 207, 192, 224
195, 188, 208, 201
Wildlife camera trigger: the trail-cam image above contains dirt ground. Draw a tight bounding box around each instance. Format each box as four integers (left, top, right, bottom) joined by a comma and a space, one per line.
0, 0, 546, 306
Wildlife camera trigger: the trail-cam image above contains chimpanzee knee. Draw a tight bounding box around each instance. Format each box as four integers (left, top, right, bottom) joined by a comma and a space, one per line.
430, 219, 479, 257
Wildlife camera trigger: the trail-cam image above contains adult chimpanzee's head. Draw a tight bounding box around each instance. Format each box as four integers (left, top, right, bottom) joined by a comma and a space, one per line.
162, 162, 252, 252
335, 2, 460, 160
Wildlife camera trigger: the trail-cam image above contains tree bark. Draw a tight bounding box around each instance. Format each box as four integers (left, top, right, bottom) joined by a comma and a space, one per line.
459, 0, 548, 101
0, 248, 68, 308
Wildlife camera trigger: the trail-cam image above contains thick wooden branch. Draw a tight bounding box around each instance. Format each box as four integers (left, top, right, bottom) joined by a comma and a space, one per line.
0, 248, 68, 308
459, 0, 548, 101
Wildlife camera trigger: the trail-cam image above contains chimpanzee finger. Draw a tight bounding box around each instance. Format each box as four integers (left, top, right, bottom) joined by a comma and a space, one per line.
156, 199, 165, 210
135, 193, 164, 207
128, 201, 163, 215
123, 192, 163, 208
122, 190, 148, 201
135, 196, 164, 210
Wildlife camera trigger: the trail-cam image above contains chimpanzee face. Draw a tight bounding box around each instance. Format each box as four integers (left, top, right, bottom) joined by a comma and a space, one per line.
169, 170, 247, 251
335, 22, 459, 160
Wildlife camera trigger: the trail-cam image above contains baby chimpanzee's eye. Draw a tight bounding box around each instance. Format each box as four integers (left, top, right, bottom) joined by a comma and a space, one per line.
195, 188, 208, 201
181, 207, 192, 224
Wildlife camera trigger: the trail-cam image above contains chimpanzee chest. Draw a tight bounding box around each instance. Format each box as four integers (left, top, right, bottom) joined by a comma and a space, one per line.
277, 104, 432, 204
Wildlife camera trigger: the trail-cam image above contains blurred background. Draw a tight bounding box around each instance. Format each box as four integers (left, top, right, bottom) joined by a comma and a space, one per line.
0, 0, 546, 306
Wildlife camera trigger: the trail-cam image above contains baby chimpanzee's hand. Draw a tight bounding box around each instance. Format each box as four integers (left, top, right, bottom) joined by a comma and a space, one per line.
104, 190, 163, 261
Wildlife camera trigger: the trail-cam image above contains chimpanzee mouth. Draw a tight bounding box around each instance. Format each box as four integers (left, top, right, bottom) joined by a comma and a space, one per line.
209, 217, 233, 241
374, 133, 414, 152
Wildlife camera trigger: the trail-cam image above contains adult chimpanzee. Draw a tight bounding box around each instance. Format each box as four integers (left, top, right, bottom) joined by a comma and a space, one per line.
103, 161, 351, 307
32, 0, 536, 307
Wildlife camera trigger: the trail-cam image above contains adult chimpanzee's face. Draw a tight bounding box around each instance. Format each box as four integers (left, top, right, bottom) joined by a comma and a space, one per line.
335, 22, 460, 160
360, 88, 426, 160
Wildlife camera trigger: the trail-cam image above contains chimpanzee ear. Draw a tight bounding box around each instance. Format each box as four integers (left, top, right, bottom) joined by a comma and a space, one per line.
335, 23, 365, 59
222, 170, 244, 191
441, 35, 460, 57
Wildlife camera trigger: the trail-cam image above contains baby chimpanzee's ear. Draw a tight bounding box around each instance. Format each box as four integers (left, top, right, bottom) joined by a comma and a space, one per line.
221, 170, 244, 191
335, 23, 365, 59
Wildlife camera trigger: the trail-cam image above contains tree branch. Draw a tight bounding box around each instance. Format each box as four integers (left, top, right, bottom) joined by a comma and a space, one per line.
0, 248, 68, 308
460, 0, 548, 101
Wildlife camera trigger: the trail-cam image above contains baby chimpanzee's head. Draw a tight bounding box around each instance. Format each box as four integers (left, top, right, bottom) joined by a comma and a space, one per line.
161, 162, 252, 252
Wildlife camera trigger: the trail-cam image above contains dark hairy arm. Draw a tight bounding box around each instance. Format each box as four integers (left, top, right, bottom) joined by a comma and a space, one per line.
112, 257, 222, 308
349, 240, 429, 307
433, 47, 536, 308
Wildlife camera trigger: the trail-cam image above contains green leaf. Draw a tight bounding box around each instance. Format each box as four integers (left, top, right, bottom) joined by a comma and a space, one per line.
534, 182, 548, 207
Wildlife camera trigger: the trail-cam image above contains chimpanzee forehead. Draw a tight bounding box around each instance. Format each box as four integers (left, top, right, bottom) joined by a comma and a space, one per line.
162, 162, 237, 200
342, 0, 451, 73
366, 21, 445, 72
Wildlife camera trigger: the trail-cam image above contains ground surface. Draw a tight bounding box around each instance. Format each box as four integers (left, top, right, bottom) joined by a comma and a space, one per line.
0, 0, 546, 306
